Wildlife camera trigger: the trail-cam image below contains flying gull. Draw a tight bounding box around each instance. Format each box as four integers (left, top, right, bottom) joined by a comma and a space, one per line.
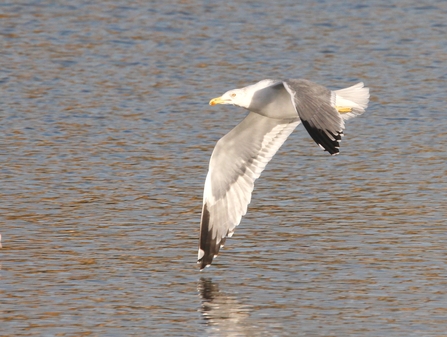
198, 79, 369, 269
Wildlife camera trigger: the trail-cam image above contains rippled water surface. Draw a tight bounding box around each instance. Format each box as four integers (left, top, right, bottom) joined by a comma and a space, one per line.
1, 0, 447, 336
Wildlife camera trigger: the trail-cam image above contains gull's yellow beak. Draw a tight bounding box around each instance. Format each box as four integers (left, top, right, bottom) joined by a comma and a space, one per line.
209, 96, 226, 106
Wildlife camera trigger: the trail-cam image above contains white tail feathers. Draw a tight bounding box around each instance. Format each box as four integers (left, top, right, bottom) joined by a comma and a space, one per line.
332, 82, 370, 121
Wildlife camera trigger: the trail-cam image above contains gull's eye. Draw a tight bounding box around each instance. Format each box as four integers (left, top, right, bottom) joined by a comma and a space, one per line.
230, 93, 236, 98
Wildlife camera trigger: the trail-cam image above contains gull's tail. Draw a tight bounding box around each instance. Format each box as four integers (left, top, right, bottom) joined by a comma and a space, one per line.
333, 82, 370, 121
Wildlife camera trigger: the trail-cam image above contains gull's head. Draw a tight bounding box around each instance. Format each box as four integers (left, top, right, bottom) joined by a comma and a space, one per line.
209, 79, 278, 110
209, 88, 249, 108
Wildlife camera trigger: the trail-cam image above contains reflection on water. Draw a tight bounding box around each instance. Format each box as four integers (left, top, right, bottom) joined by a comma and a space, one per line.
198, 278, 253, 336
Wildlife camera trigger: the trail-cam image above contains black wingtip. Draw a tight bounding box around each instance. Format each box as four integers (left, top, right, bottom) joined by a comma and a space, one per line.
198, 204, 222, 270
301, 120, 342, 155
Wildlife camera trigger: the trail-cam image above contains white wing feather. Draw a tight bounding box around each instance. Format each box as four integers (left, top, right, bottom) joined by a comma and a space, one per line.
198, 112, 300, 268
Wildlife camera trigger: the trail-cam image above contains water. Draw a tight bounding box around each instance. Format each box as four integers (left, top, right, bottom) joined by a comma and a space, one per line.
1, 0, 447, 336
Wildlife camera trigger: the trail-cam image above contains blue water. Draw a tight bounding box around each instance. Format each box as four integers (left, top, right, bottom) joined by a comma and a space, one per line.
1, 0, 447, 336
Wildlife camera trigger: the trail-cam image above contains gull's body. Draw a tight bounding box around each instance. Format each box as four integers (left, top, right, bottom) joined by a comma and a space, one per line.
198, 79, 369, 269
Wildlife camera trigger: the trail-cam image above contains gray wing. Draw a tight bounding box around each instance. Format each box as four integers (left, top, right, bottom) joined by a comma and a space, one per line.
198, 112, 300, 269
283, 79, 344, 155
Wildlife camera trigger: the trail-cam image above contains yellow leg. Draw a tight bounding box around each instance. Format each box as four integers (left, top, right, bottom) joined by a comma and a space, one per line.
335, 106, 352, 113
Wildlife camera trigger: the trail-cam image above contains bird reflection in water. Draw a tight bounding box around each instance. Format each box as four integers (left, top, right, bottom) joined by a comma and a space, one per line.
198, 278, 254, 336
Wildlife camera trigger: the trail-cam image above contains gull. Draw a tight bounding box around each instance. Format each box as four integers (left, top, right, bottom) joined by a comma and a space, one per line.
198, 79, 369, 269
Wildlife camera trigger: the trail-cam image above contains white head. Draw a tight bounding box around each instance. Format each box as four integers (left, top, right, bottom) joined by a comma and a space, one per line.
209, 79, 278, 110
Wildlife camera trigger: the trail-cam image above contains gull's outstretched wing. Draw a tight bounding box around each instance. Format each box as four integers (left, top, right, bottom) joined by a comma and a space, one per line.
198, 112, 300, 269
283, 79, 343, 155
283, 79, 368, 155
